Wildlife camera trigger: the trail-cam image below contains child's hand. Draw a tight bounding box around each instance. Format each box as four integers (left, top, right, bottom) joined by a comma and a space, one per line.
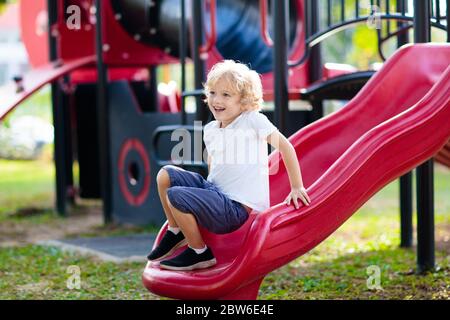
284, 187, 311, 209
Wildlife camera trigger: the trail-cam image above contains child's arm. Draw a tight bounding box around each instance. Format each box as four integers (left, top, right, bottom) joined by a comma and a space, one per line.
207, 155, 212, 174
267, 131, 311, 209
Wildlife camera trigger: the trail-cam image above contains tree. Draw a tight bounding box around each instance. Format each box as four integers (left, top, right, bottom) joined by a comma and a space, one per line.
0, 0, 16, 13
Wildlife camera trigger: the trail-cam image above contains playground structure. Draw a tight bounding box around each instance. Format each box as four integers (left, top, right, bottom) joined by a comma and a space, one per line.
144, 44, 450, 299
0, 0, 449, 299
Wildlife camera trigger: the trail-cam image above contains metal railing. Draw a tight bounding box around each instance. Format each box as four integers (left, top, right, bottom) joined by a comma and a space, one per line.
290, 0, 449, 67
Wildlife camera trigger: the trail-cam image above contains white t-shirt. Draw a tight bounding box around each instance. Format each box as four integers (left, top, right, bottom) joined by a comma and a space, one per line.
203, 110, 279, 212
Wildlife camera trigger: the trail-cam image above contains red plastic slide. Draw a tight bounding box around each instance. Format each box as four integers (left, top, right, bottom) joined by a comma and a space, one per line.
0, 56, 96, 122
142, 44, 450, 300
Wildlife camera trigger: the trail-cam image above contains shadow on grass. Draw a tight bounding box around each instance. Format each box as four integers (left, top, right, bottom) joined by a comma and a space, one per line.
7, 207, 52, 219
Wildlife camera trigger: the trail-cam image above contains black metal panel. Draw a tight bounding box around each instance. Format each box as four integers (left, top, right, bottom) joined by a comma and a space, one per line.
74, 84, 101, 199
300, 71, 375, 101
108, 81, 190, 225
129, 79, 158, 113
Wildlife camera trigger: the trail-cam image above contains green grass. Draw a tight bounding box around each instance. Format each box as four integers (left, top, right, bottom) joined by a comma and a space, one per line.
261, 246, 450, 300
259, 164, 450, 300
0, 158, 55, 220
0, 245, 157, 300
0, 158, 449, 299
259, 222, 450, 300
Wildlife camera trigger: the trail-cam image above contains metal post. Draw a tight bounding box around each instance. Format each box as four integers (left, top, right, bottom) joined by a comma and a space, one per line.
95, 0, 113, 224
327, 0, 332, 26
399, 174, 413, 247
414, 0, 431, 42
397, 0, 413, 248
48, 0, 71, 216
272, 0, 289, 135
447, 0, 450, 42
308, 0, 323, 123
397, 0, 409, 47
355, 0, 360, 18
191, 0, 208, 123
416, 160, 435, 273
149, 66, 158, 112
180, 0, 187, 125
414, 0, 434, 273
64, 79, 75, 205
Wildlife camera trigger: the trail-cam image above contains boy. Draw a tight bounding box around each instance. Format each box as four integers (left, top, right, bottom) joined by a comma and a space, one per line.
147, 60, 310, 270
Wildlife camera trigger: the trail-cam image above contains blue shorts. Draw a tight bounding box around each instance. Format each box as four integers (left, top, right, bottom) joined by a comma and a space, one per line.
163, 165, 249, 234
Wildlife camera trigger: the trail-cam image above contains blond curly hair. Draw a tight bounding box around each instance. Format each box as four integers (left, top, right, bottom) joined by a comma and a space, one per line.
204, 60, 263, 111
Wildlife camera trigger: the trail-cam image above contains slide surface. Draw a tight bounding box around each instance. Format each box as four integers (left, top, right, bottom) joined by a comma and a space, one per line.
143, 44, 450, 300
0, 55, 96, 121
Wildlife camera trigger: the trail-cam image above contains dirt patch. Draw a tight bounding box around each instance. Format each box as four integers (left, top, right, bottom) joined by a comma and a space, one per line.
0, 203, 103, 246
0, 200, 157, 247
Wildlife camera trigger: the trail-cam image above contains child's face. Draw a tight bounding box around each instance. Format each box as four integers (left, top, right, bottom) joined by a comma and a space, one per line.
207, 78, 243, 128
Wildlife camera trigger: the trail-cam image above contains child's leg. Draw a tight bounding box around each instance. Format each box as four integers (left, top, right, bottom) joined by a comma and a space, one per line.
166, 194, 205, 249
148, 166, 210, 262
158, 185, 247, 270
156, 168, 178, 227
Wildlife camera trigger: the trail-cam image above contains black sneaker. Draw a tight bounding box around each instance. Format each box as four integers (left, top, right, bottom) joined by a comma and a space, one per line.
147, 230, 187, 261
159, 247, 217, 271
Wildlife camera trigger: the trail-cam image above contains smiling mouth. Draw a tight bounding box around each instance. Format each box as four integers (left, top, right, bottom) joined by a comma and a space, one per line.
213, 106, 225, 112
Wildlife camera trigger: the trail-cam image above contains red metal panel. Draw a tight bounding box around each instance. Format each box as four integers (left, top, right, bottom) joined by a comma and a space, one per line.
19, 0, 49, 67
69, 67, 149, 84
142, 44, 450, 300
0, 55, 96, 121
57, 0, 96, 61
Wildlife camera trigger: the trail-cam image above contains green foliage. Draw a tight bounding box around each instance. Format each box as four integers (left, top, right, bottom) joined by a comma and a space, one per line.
0, 0, 16, 13
319, 0, 408, 68
349, 26, 380, 69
